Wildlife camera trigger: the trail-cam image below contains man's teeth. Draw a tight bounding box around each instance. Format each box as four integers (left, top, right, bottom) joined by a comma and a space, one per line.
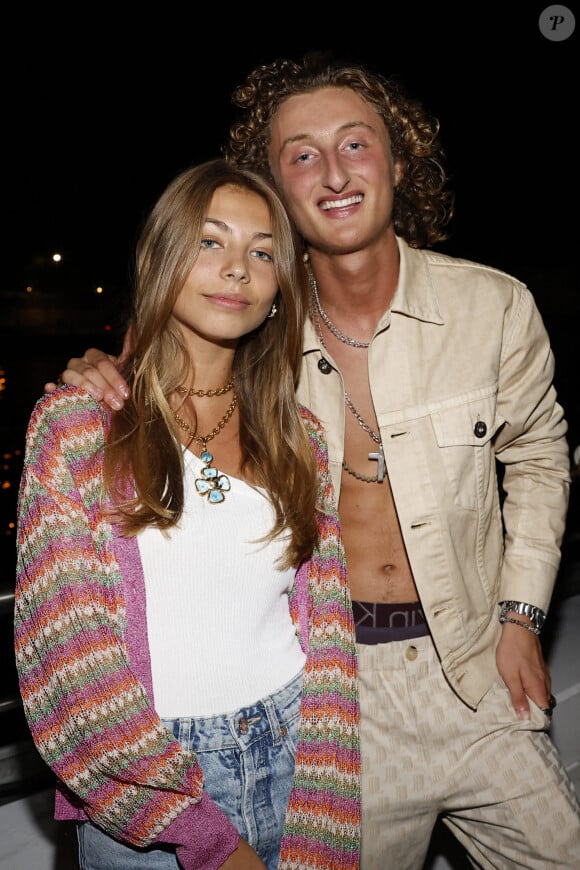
320, 195, 363, 211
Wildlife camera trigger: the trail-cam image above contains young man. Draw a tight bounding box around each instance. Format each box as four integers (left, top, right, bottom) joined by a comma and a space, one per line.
53, 52, 580, 868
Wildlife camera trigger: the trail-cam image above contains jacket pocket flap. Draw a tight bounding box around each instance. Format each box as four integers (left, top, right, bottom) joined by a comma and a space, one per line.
431, 389, 504, 448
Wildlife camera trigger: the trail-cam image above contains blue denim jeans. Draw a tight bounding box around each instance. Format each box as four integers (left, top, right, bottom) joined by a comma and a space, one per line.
77, 669, 303, 870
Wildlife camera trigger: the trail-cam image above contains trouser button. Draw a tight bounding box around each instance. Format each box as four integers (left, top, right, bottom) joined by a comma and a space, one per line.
405, 645, 418, 661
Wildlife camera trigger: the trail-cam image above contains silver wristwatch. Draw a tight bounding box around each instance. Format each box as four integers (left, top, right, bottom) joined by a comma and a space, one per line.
499, 600, 546, 635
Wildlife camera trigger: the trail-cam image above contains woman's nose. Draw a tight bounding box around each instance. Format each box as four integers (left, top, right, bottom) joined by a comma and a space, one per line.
223, 262, 249, 283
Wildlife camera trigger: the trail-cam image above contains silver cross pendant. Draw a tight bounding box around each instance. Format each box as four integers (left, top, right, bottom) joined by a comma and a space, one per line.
368, 442, 386, 482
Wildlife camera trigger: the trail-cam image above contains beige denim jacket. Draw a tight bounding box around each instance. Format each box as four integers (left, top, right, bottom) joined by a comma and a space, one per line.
297, 237, 571, 708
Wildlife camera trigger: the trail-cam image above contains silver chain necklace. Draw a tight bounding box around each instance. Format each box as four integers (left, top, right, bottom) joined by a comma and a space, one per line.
342, 391, 386, 483
344, 393, 381, 444
308, 270, 370, 349
311, 305, 386, 483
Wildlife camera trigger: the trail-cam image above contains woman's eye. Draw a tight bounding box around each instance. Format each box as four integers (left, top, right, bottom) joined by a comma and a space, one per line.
252, 250, 273, 262
200, 238, 219, 249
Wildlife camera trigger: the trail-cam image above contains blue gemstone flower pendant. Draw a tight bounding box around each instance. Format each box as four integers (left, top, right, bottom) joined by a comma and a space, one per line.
195, 448, 231, 504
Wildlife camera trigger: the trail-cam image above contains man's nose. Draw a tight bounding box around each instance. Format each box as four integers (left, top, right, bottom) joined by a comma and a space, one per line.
321, 154, 350, 191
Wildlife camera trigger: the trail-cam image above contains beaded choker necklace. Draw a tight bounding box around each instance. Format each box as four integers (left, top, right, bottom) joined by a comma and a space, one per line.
174, 381, 237, 504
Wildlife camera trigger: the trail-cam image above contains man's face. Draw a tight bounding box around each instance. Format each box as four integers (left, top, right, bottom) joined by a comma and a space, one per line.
267, 86, 400, 256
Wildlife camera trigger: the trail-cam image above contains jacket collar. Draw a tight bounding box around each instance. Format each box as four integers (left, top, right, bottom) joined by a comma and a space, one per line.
303, 236, 444, 354
390, 236, 444, 325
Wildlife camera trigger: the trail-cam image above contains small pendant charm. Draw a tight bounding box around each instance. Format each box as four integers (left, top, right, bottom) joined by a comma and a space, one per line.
195, 448, 231, 503
368, 443, 386, 482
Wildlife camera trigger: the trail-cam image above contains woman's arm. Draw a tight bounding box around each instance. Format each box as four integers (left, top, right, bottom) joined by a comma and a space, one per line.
14, 389, 242, 870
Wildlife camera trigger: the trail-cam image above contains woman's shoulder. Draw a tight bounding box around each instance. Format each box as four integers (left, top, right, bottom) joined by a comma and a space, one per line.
26, 385, 110, 453
32, 384, 108, 420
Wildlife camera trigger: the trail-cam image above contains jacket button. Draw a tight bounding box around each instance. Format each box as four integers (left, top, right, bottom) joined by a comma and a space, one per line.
318, 357, 332, 374
474, 420, 487, 438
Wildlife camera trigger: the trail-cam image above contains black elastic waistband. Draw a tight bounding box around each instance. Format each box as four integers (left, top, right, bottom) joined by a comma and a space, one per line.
352, 600, 429, 645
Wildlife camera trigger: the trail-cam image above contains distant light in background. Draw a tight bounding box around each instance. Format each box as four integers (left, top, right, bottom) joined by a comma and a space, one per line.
25, 286, 32, 294
2, 449, 13, 490
52, 253, 62, 263
1, 448, 22, 535
95, 286, 103, 294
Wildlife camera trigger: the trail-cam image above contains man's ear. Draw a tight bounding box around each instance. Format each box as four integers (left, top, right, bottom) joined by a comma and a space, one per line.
394, 159, 405, 186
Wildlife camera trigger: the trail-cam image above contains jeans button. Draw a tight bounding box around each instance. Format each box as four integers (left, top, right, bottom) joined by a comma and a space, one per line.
238, 717, 248, 734
280, 726, 287, 737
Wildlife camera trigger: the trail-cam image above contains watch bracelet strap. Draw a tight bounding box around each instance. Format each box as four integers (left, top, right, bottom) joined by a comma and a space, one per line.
499, 599, 546, 635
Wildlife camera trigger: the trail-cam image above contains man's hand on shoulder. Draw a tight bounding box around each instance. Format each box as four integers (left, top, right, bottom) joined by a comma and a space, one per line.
44, 348, 130, 411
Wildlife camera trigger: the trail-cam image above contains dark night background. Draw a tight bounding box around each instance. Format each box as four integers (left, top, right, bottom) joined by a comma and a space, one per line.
1, 3, 578, 570
6, 10, 578, 290
2, 9, 578, 549
0, 5, 579, 850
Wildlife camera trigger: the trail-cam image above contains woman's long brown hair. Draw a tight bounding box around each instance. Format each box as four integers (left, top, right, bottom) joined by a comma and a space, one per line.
104, 159, 318, 569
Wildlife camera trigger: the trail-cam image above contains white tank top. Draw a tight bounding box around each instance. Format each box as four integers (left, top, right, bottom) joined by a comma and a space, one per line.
138, 449, 306, 716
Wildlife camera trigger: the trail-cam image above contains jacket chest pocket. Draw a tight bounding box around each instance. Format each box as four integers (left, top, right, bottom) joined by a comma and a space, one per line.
429, 389, 504, 511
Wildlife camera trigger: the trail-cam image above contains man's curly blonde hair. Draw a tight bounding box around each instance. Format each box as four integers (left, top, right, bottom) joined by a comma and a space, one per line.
225, 51, 454, 249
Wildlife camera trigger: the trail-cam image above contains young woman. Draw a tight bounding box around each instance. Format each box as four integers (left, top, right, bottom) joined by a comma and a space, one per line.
14, 159, 360, 870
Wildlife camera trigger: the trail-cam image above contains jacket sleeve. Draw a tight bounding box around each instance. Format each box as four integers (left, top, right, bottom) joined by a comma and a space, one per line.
494, 284, 571, 610
14, 389, 239, 870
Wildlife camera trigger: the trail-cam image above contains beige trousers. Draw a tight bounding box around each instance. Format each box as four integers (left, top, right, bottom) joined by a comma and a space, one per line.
357, 634, 580, 869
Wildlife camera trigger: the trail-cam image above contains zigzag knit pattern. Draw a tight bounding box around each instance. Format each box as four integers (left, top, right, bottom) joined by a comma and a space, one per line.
15, 387, 360, 869
283, 411, 361, 869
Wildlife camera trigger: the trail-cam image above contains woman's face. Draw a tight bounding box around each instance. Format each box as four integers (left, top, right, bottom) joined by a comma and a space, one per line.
172, 184, 278, 348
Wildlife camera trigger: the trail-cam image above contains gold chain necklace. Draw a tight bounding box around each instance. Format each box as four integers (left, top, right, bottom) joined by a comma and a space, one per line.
311, 306, 385, 484
177, 380, 233, 398
174, 393, 238, 504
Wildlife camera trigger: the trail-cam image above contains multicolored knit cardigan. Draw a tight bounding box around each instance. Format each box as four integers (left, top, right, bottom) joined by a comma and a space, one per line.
15, 386, 361, 870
